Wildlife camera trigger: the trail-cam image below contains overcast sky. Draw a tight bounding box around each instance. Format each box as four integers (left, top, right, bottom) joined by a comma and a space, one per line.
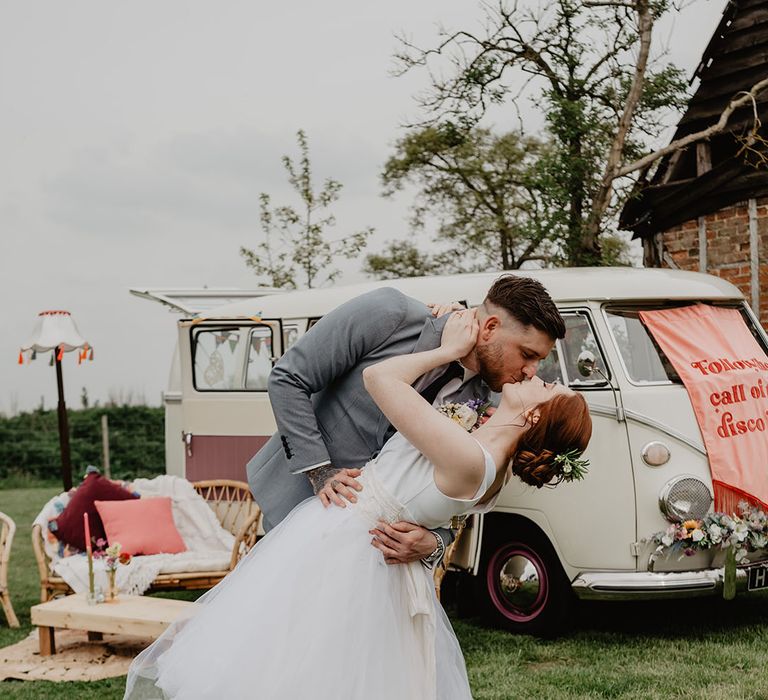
1, 0, 724, 415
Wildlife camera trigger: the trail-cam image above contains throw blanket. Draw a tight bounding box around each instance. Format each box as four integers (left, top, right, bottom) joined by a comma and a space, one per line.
34, 475, 236, 595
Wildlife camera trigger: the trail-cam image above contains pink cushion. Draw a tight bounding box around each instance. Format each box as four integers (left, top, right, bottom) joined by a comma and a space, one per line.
94, 497, 187, 556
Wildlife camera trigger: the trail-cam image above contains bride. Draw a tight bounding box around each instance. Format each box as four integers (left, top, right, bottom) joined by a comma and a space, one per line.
124, 309, 592, 700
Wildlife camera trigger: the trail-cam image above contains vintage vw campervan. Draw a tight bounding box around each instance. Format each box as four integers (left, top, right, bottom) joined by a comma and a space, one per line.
142, 268, 768, 635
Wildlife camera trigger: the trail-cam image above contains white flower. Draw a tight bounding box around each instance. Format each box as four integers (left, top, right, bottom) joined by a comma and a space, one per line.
691, 529, 704, 542
734, 521, 749, 542
661, 534, 674, 547
453, 404, 479, 431
708, 523, 723, 544
562, 463, 573, 474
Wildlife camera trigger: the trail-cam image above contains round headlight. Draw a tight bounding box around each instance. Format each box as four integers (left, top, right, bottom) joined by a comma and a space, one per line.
659, 476, 713, 522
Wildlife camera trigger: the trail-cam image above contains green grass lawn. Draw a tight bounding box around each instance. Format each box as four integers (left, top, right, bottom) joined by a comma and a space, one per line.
2, 487, 768, 699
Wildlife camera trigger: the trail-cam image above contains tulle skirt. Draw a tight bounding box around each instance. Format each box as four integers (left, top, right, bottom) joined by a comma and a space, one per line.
123, 492, 472, 699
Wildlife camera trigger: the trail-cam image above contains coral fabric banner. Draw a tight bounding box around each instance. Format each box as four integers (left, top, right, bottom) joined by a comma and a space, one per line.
640, 305, 768, 514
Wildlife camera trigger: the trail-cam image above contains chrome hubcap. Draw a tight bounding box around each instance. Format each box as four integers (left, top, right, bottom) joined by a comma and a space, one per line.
497, 554, 541, 613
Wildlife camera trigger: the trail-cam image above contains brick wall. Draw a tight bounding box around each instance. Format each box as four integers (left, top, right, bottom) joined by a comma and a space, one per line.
660, 197, 768, 328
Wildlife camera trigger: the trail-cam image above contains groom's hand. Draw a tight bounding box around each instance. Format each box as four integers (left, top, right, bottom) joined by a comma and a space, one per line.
369, 521, 436, 564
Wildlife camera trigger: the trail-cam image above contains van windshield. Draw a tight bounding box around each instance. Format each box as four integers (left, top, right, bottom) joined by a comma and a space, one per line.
605, 303, 767, 385
605, 308, 681, 384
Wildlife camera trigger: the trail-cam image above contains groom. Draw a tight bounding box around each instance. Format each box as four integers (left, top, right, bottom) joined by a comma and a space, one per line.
246, 274, 565, 565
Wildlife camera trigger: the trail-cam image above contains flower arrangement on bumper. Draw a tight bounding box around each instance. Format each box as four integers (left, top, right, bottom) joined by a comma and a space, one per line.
647, 502, 768, 564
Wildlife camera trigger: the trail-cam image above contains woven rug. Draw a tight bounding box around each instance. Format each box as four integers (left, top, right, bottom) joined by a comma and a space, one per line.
0, 629, 151, 682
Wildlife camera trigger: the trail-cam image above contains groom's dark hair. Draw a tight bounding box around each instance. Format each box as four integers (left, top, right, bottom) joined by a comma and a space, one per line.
484, 275, 566, 340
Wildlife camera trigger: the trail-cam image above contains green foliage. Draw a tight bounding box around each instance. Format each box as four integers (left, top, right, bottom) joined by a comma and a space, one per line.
240, 130, 373, 289
363, 240, 447, 279
396, 0, 690, 265
0, 406, 165, 485
367, 125, 561, 276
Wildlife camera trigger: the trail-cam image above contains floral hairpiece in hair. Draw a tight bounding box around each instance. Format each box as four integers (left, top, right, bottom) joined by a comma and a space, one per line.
436, 398, 491, 432
553, 449, 590, 482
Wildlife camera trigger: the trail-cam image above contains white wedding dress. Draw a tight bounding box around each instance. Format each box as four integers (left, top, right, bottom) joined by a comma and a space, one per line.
124, 432, 497, 700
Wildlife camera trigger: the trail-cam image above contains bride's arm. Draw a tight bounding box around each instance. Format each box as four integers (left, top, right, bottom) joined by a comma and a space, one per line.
362, 311, 487, 498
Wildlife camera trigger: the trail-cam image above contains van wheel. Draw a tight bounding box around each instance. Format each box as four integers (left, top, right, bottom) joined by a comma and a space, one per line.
477, 528, 573, 637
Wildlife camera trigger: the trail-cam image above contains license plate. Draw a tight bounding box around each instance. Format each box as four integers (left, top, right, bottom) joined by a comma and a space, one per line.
747, 563, 768, 591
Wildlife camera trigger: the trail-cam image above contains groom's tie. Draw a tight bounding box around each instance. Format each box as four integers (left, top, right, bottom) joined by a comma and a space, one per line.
418, 361, 465, 406
381, 362, 465, 446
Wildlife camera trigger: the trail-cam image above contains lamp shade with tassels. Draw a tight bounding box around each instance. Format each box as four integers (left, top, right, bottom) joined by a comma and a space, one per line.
18, 310, 93, 490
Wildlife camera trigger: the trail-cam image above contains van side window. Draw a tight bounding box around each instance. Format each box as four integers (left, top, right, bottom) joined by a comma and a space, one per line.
193, 328, 245, 390
283, 324, 300, 352
245, 327, 274, 390
538, 313, 606, 387
192, 324, 276, 392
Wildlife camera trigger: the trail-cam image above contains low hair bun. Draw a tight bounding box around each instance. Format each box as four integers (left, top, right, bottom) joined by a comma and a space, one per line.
512, 448, 558, 488
509, 393, 592, 489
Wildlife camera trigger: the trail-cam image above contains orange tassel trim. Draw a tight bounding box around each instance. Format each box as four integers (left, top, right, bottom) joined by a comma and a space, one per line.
713, 480, 768, 517
17, 351, 23, 365
56, 346, 64, 361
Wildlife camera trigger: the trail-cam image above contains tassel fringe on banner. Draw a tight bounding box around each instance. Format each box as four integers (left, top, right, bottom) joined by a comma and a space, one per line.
17, 351, 23, 365
713, 481, 768, 517
56, 346, 64, 361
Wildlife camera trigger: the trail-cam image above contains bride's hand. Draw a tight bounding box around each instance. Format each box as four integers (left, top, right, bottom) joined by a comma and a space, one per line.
317, 468, 363, 508
427, 301, 465, 318
440, 308, 479, 359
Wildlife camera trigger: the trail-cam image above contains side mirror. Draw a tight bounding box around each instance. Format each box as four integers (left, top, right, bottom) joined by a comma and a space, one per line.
577, 350, 597, 378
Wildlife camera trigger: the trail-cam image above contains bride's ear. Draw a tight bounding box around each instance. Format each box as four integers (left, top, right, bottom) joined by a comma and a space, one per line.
523, 407, 541, 426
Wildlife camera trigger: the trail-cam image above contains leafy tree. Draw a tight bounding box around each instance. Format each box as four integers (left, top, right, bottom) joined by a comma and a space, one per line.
240, 130, 373, 289
366, 125, 564, 275
394, 0, 689, 265
364, 240, 447, 279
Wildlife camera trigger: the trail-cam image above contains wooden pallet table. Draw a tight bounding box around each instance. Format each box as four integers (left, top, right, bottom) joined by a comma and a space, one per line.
30, 593, 197, 656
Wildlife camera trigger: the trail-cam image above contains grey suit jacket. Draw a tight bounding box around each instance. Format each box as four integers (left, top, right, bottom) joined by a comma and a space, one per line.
246, 287, 492, 531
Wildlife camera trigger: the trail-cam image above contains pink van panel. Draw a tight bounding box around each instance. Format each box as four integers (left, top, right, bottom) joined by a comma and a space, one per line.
185, 435, 270, 483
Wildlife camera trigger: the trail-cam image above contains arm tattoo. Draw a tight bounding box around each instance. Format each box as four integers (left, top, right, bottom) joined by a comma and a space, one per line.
307, 464, 342, 495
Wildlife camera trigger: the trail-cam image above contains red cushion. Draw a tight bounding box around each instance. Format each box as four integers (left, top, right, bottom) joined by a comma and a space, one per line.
51, 473, 138, 551
94, 497, 187, 555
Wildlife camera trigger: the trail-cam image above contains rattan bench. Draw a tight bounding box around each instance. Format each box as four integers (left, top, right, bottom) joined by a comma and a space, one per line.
33, 479, 261, 603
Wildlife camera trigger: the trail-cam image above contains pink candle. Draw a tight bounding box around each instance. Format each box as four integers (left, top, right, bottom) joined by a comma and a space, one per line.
83, 512, 92, 553
84, 512, 95, 597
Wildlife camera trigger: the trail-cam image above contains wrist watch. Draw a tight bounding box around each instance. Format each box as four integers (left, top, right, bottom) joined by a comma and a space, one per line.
423, 532, 445, 565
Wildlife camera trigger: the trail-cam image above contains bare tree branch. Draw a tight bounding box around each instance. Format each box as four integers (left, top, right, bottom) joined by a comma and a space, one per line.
617, 76, 768, 177
585, 0, 653, 247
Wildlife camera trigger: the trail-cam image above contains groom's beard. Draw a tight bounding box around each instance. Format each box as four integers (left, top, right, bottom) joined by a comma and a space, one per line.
475, 341, 518, 392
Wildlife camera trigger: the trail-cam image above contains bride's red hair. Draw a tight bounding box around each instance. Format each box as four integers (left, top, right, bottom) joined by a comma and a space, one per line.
511, 392, 592, 488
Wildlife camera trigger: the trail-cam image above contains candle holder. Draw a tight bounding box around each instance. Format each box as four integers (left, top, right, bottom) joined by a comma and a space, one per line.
86, 585, 104, 606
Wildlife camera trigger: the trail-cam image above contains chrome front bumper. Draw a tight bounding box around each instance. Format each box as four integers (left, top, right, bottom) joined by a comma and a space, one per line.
571, 567, 755, 601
